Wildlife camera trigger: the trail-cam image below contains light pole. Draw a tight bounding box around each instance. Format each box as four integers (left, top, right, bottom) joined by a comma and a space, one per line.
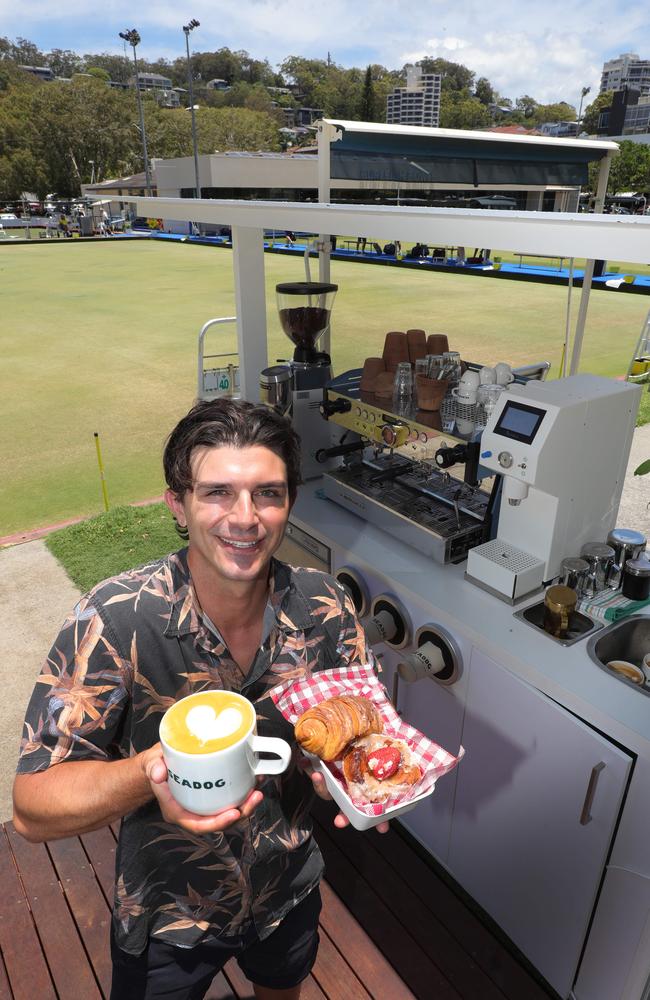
183, 19, 201, 198
119, 29, 153, 196
577, 85, 591, 132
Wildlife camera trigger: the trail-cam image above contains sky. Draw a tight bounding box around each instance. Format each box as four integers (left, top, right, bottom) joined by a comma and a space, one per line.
1, 0, 648, 109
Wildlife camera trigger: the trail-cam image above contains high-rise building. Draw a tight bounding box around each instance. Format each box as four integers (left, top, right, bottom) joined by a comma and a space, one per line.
386, 65, 441, 127
600, 53, 650, 95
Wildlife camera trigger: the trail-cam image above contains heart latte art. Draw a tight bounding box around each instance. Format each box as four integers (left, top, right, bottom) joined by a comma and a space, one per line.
161, 691, 254, 754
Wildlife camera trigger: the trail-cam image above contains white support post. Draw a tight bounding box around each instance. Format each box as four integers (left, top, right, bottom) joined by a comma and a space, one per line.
232, 225, 267, 402
317, 122, 334, 354
569, 151, 615, 375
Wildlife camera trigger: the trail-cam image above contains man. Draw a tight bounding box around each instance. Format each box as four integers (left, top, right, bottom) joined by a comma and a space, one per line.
13, 398, 385, 1000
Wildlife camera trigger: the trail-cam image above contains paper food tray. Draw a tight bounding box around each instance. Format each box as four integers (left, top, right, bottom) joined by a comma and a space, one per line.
270, 663, 464, 831
301, 750, 436, 831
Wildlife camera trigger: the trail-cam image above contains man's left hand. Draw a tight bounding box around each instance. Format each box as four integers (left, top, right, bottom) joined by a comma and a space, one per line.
305, 764, 390, 834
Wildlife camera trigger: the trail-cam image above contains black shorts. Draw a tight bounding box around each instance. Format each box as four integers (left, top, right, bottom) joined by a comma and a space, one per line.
110, 887, 322, 1000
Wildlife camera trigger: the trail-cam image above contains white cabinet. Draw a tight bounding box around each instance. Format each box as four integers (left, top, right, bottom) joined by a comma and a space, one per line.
448, 649, 633, 999
382, 649, 465, 864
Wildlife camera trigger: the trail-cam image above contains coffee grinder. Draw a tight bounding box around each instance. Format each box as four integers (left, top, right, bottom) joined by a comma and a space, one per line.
260, 281, 340, 479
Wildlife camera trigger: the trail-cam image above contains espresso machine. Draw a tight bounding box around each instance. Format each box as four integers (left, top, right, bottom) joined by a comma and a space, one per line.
260, 281, 341, 479
466, 374, 641, 602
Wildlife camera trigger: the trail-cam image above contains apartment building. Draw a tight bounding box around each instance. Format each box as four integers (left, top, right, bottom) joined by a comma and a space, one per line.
597, 87, 650, 137
386, 65, 441, 127
601, 53, 650, 95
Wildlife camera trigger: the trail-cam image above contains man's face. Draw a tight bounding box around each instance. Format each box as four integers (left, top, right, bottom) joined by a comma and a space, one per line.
165, 444, 292, 586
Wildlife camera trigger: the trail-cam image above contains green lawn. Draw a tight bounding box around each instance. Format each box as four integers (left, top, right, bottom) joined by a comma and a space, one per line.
2, 240, 649, 537
45, 503, 180, 592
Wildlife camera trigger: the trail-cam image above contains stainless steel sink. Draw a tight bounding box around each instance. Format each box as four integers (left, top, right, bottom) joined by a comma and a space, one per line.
514, 600, 602, 647
587, 615, 650, 696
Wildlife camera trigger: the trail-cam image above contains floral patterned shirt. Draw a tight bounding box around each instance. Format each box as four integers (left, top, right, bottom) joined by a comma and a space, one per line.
17, 548, 376, 955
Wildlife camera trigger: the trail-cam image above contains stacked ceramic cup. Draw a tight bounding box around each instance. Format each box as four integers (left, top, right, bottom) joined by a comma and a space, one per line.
475, 363, 513, 426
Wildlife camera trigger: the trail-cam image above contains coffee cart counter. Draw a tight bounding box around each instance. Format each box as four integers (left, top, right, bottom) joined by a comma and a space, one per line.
289, 482, 650, 1000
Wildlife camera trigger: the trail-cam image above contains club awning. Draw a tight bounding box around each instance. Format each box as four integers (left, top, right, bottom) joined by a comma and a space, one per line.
324, 120, 616, 189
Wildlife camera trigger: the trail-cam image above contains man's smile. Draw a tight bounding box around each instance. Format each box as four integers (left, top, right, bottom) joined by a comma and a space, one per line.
216, 536, 262, 550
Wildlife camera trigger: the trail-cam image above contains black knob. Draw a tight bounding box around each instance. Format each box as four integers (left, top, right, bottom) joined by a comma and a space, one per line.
315, 439, 365, 463
435, 443, 468, 469
320, 397, 352, 418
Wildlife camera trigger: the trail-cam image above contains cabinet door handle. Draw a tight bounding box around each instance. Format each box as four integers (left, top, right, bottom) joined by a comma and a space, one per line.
579, 762, 606, 826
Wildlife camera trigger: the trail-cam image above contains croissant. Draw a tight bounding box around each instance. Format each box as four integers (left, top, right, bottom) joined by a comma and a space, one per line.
295, 695, 383, 761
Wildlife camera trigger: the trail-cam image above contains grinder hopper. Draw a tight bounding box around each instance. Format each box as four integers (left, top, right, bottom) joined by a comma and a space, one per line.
276, 281, 338, 364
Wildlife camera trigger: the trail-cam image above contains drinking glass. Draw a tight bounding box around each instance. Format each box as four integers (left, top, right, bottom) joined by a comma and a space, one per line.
443, 351, 462, 386
393, 361, 413, 408
426, 354, 444, 378
477, 383, 504, 425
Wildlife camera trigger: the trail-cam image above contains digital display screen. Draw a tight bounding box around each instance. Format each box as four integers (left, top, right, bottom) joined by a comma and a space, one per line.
494, 401, 546, 444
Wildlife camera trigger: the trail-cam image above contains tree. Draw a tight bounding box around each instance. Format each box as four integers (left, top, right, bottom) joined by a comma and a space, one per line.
11, 76, 142, 193
417, 58, 474, 93
214, 81, 277, 115
474, 77, 495, 106
46, 49, 84, 78
0, 148, 48, 199
9, 36, 44, 66
359, 65, 376, 121
581, 91, 614, 134
439, 90, 491, 129
144, 105, 281, 160
83, 52, 131, 83
0, 60, 40, 92
515, 94, 538, 119
607, 140, 650, 194
533, 101, 576, 124
86, 67, 111, 82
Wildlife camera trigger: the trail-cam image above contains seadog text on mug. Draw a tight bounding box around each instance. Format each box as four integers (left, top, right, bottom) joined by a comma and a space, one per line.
159, 690, 291, 815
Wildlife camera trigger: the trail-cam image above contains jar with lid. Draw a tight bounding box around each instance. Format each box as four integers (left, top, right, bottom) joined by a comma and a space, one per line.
621, 556, 650, 601
605, 528, 647, 589
560, 557, 589, 595
580, 542, 616, 597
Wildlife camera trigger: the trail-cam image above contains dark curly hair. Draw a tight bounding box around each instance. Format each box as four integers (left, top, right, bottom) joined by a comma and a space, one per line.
163, 398, 302, 505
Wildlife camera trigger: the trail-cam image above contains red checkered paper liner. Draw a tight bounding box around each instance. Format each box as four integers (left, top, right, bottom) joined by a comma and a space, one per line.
270, 663, 464, 817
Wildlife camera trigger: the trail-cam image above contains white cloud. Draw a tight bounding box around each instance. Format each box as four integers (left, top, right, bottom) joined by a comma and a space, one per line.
1, 0, 648, 108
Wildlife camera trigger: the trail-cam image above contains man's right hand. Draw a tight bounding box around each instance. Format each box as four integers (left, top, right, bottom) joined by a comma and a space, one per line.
143, 745, 264, 835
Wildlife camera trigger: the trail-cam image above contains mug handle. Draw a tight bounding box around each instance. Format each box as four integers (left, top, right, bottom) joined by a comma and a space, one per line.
250, 735, 292, 775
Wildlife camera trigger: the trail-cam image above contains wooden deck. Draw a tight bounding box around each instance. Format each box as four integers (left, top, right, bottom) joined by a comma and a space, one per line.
0, 800, 557, 999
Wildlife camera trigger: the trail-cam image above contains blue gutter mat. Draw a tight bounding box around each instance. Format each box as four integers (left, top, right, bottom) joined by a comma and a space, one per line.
138, 231, 649, 295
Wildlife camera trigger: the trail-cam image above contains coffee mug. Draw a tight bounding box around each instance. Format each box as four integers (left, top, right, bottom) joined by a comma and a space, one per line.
494, 362, 514, 386
456, 417, 476, 436
459, 370, 480, 390
642, 653, 650, 683
479, 366, 496, 384
451, 386, 477, 404
606, 660, 645, 685
160, 690, 292, 815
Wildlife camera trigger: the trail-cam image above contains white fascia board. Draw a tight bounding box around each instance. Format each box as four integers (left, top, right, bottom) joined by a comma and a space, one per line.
321, 119, 620, 154
119, 195, 650, 264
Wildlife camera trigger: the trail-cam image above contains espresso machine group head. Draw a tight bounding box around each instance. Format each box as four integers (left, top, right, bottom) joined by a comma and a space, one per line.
466, 374, 641, 602
260, 281, 340, 479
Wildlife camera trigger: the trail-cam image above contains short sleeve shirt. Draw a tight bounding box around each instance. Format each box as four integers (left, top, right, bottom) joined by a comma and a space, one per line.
17, 549, 377, 955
